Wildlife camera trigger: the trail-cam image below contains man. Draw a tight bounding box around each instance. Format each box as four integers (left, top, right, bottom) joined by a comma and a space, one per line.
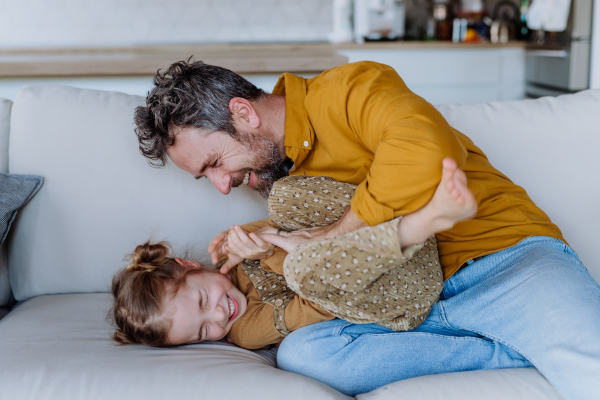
134, 60, 600, 399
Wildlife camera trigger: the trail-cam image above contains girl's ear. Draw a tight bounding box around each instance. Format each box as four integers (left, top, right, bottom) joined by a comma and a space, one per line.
175, 258, 201, 269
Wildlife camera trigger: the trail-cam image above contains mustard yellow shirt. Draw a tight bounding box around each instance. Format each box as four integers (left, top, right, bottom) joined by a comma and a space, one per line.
272, 61, 564, 279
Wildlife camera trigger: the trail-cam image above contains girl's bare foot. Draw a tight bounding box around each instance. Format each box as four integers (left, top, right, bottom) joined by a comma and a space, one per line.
396, 158, 477, 249
426, 157, 477, 232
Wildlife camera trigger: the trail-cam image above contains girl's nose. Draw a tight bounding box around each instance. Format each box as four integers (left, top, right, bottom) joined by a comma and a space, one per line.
216, 303, 229, 324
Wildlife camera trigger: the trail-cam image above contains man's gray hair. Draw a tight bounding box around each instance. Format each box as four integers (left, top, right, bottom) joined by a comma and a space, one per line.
134, 59, 265, 167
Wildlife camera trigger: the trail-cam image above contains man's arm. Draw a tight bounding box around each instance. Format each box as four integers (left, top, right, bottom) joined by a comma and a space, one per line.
344, 64, 468, 226
269, 63, 468, 246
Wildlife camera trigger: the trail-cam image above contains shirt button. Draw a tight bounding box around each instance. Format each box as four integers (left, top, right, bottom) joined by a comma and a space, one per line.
274, 299, 284, 307
303, 141, 309, 147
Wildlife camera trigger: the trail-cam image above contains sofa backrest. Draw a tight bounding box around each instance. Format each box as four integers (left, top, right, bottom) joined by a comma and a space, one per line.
7, 85, 600, 301
0, 98, 12, 306
436, 89, 600, 283
8, 85, 268, 301
0, 98, 9, 173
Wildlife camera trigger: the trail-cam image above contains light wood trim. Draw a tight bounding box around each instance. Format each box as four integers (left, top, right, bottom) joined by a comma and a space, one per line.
0, 41, 525, 77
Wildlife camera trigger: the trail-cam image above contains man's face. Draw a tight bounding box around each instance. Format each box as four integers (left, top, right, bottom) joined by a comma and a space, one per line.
167, 127, 288, 198
163, 263, 247, 345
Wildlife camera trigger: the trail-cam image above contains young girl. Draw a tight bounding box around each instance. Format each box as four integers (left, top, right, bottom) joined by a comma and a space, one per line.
110, 158, 476, 349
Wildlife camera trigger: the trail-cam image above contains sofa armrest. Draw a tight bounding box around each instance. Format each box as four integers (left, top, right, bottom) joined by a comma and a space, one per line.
0, 98, 12, 308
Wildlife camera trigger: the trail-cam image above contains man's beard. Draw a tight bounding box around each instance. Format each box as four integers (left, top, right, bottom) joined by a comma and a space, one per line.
231, 132, 289, 199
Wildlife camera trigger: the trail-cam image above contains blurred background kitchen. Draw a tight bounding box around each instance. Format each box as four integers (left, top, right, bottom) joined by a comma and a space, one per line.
0, 0, 598, 105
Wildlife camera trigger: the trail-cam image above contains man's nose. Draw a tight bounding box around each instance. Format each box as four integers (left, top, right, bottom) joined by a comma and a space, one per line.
208, 174, 231, 195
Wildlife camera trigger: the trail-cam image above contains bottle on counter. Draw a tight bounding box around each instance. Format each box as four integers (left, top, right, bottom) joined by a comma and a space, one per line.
433, 0, 453, 40
425, 17, 436, 41
329, 0, 354, 44
519, 0, 530, 40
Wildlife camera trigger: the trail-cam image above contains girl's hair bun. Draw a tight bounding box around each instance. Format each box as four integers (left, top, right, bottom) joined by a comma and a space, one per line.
126, 241, 171, 273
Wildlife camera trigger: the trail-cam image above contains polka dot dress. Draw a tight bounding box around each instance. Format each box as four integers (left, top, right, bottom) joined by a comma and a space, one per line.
267, 175, 443, 331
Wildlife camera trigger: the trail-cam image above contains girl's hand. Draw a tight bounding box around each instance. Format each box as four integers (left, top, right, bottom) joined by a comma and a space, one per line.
218, 253, 245, 275
226, 225, 275, 261
208, 230, 229, 265
208, 230, 244, 275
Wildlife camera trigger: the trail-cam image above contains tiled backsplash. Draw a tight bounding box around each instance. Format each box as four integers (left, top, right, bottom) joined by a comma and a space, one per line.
0, 0, 333, 48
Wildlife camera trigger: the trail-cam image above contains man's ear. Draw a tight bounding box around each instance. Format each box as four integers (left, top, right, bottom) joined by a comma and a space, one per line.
229, 97, 260, 129
174, 258, 202, 269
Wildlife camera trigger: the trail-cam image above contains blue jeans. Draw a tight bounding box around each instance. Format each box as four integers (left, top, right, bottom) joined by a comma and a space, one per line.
277, 237, 600, 399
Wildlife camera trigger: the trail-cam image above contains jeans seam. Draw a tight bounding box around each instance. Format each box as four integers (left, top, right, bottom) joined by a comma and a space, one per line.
562, 244, 581, 264
443, 324, 542, 374
439, 301, 535, 369
561, 245, 600, 290
437, 302, 454, 329
446, 266, 469, 298
358, 331, 505, 345
336, 322, 356, 344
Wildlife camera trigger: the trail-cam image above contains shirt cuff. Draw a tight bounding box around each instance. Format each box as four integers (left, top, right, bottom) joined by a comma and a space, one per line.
260, 247, 288, 275
351, 180, 396, 226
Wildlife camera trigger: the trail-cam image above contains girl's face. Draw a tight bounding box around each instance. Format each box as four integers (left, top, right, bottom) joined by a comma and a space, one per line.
163, 259, 247, 345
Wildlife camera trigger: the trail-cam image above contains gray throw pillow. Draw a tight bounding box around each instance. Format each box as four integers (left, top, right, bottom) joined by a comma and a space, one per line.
0, 174, 43, 245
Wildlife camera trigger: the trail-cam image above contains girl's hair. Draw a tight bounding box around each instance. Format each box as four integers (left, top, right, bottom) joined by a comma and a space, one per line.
109, 241, 200, 347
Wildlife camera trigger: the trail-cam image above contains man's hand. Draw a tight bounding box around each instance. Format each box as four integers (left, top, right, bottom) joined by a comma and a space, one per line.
258, 227, 314, 253
226, 225, 275, 261
261, 207, 367, 251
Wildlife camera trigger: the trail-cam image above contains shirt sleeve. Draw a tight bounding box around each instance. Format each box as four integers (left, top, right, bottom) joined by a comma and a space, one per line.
341, 63, 468, 226
260, 247, 287, 275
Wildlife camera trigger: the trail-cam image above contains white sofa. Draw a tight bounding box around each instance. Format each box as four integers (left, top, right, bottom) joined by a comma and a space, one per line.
0, 84, 598, 400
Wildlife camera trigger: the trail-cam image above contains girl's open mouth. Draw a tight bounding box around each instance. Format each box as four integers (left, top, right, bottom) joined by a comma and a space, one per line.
227, 295, 239, 321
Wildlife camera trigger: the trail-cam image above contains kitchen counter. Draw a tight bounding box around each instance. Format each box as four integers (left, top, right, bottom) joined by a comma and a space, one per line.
0, 41, 525, 77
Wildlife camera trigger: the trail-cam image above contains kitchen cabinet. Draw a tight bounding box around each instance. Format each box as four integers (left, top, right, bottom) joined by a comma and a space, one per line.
338, 45, 525, 104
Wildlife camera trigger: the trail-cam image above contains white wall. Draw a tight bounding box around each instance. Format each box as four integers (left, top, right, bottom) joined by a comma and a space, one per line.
591, 0, 600, 89
0, 0, 332, 49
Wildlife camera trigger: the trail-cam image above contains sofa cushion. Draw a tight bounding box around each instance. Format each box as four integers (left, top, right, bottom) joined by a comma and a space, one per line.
0, 98, 12, 307
0, 293, 349, 400
436, 89, 600, 283
0, 293, 563, 400
0, 174, 43, 245
0, 173, 43, 307
357, 368, 563, 400
8, 85, 269, 301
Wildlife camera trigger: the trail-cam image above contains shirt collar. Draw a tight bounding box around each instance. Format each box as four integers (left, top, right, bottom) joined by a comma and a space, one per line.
272, 73, 314, 170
